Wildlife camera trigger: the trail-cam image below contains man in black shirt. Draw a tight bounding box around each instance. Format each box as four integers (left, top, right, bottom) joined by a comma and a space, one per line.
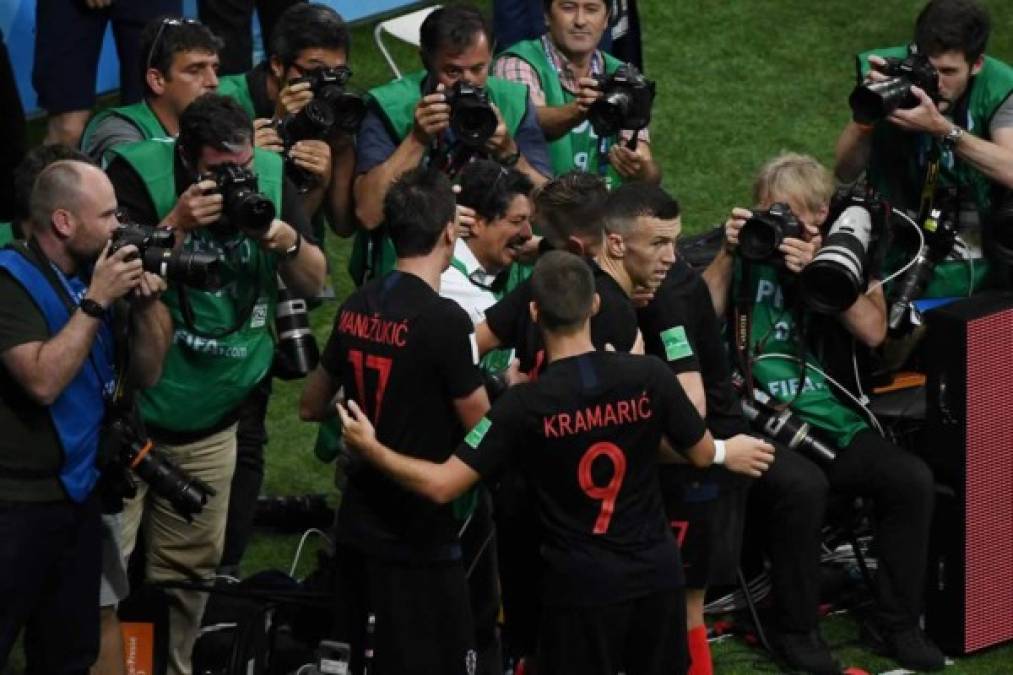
638, 254, 756, 675
338, 250, 775, 675
300, 167, 489, 675
478, 171, 641, 375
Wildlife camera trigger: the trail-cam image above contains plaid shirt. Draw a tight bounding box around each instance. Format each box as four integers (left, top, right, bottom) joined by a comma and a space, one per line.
494, 35, 649, 142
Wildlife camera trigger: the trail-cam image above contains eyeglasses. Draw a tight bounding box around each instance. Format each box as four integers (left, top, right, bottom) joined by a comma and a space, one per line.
146, 17, 201, 72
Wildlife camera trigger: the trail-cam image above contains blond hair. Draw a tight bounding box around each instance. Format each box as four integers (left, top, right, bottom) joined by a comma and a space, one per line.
752, 152, 834, 214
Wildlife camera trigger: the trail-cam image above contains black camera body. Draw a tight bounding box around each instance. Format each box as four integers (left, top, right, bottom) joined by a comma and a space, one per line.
588, 63, 656, 137
740, 390, 837, 464
738, 202, 805, 264
203, 163, 276, 239
849, 50, 940, 124
887, 205, 959, 333
294, 65, 367, 133
275, 99, 336, 194
801, 184, 889, 314
110, 222, 223, 290
445, 80, 499, 148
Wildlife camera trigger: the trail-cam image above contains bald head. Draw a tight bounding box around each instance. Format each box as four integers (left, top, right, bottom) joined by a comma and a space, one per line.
29, 161, 107, 234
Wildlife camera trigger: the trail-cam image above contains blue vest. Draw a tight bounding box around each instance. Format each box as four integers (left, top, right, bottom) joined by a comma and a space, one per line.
0, 250, 116, 502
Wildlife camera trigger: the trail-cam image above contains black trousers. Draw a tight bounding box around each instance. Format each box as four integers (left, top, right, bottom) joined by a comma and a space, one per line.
0, 494, 102, 675
331, 544, 476, 675
220, 377, 272, 571
197, 0, 305, 75
537, 589, 688, 675
750, 430, 934, 632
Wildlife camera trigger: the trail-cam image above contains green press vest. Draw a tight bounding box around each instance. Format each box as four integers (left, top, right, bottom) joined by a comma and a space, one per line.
860, 46, 1013, 297
739, 262, 867, 449
217, 72, 259, 121
80, 100, 170, 163
501, 38, 625, 188
0, 222, 15, 247
109, 140, 284, 432
350, 72, 530, 285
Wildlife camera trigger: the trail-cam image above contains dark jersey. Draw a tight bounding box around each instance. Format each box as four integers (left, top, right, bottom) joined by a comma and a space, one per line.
320, 271, 484, 562
484, 259, 638, 375
638, 259, 748, 438
455, 351, 707, 607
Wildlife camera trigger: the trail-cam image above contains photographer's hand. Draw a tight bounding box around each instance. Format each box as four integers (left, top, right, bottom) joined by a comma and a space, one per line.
485, 103, 519, 161
723, 434, 776, 477
276, 80, 313, 117
254, 119, 285, 153
574, 76, 601, 114
86, 242, 144, 308
412, 85, 451, 144
131, 272, 167, 306
724, 208, 752, 251
163, 180, 222, 232
290, 140, 333, 183
780, 235, 821, 274
887, 86, 950, 136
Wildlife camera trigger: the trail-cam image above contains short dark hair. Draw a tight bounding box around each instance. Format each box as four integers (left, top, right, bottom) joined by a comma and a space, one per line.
541, 0, 610, 14
177, 94, 254, 167
384, 167, 457, 258
420, 5, 491, 68
14, 145, 91, 224
30, 161, 92, 233
269, 3, 350, 66
531, 250, 596, 333
456, 160, 533, 222
914, 0, 990, 62
533, 171, 608, 248
602, 182, 681, 236
139, 16, 222, 98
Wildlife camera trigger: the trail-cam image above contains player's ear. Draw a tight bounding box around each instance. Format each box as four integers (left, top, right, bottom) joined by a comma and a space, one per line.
564, 235, 585, 256
444, 219, 457, 245
590, 292, 601, 317
605, 231, 625, 258
528, 300, 539, 325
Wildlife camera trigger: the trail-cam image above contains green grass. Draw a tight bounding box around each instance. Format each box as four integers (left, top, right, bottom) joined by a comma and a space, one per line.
13, 1, 1013, 673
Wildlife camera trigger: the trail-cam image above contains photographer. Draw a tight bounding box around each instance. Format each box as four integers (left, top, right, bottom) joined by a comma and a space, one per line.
702, 153, 942, 672
0, 160, 171, 674
81, 16, 222, 165
337, 250, 773, 675
495, 0, 660, 186
352, 4, 551, 283
835, 0, 1013, 301
217, 3, 357, 236
105, 93, 325, 675
299, 168, 490, 674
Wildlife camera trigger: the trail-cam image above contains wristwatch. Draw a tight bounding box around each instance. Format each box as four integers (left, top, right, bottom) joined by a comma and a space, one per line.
941, 125, 965, 150
498, 151, 521, 168
79, 298, 105, 319
283, 231, 303, 260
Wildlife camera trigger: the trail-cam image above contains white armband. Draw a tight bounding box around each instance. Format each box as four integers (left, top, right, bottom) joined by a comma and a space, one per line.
713, 439, 726, 465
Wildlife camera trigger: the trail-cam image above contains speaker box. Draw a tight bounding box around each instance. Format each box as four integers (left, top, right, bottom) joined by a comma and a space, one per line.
923, 291, 1013, 655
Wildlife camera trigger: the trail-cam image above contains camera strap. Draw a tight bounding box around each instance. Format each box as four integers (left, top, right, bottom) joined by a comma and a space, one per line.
732, 258, 756, 402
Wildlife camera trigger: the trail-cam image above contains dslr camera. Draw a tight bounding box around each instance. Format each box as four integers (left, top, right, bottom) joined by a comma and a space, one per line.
737, 202, 804, 264
801, 184, 889, 314
294, 65, 367, 133
849, 49, 940, 124
203, 163, 276, 239
275, 99, 336, 193
110, 222, 223, 290
445, 80, 499, 148
101, 412, 215, 522
588, 63, 656, 137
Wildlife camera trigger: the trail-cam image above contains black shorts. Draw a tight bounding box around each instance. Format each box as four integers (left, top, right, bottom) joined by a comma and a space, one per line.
331, 544, 476, 675
537, 588, 688, 675
659, 464, 751, 587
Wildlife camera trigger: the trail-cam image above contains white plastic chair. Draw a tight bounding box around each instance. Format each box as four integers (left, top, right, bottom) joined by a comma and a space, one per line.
373, 4, 442, 78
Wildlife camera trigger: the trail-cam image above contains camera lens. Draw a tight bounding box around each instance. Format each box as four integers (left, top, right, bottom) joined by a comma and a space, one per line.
589, 91, 631, 137
738, 216, 783, 262
451, 100, 498, 147
331, 92, 367, 132
229, 190, 276, 239
849, 77, 913, 124
801, 206, 874, 314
